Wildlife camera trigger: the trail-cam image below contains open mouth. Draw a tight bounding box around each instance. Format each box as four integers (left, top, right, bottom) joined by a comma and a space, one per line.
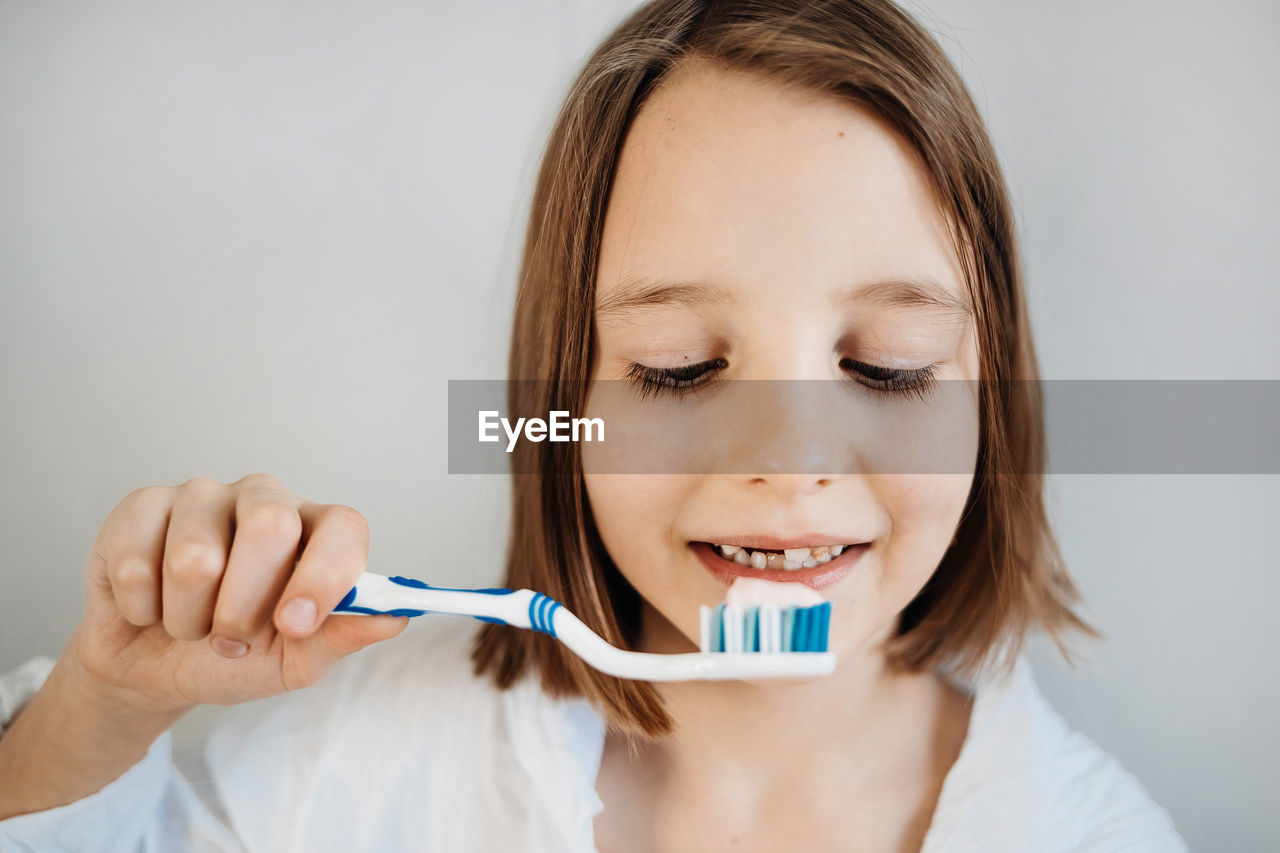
691, 540, 870, 590
697, 542, 856, 572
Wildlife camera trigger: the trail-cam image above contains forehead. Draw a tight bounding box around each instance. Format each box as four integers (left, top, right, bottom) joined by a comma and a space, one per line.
595, 61, 966, 312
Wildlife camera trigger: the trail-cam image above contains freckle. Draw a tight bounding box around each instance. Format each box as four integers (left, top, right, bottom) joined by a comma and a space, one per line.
838, 131, 844, 137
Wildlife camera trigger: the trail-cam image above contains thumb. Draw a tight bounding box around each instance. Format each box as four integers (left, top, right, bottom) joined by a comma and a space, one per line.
278, 614, 409, 693
315, 612, 411, 659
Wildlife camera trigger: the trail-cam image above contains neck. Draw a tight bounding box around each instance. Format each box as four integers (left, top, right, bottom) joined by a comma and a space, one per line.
621, 600, 964, 804
592, 602, 973, 850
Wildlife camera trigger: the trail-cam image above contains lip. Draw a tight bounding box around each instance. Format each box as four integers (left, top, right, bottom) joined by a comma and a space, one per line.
691, 540, 870, 591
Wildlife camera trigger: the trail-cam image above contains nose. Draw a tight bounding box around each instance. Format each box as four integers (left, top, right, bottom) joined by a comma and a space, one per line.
744, 418, 840, 497
747, 471, 835, 498
723, 380, 851, 486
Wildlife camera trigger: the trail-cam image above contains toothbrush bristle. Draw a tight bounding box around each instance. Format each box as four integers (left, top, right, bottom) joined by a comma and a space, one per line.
699, 601, 832, 653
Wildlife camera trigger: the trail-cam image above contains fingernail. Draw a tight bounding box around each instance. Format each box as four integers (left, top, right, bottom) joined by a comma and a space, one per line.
211, 634, 249, 658
281, 597, 317, 632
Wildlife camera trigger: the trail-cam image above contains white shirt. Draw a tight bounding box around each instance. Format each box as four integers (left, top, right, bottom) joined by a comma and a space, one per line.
0, 617, 1187, 852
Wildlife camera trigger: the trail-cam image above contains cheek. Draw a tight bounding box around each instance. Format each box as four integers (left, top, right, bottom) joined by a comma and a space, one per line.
873, 371, 980, 592
875, 473, 973, 588
582, 474, 685, 582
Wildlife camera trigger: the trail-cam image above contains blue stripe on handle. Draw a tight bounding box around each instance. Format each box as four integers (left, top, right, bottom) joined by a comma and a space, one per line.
336, 586, 358, 611
526, 592, 564, 638
331, 600, 427, 618
544, 600, 562, 638
331, 579, 512, 625
388, 576, 514, 595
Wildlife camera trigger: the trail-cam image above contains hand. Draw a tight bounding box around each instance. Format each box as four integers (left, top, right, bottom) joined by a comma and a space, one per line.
68, 473, 408, 715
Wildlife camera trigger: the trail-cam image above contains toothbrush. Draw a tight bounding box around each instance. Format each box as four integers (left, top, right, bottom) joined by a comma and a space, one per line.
332, 572, 835, 682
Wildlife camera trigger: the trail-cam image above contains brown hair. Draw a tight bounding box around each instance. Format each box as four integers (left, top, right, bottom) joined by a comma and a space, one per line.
471, 0, 1094, 738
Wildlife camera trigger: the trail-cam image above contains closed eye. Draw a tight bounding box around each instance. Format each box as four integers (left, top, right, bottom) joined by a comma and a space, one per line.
839, 358, 939, 401
622, 357, 939, 401
623, 359, 726, 400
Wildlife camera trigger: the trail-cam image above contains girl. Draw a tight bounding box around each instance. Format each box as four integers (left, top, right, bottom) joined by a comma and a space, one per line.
0, 1, 1186, 850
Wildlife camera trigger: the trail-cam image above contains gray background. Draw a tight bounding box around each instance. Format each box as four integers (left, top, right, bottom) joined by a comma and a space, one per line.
2, 1, 1276, 849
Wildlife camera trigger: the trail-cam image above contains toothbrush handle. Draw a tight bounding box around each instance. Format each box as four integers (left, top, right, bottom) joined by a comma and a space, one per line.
331, 571, 563, 637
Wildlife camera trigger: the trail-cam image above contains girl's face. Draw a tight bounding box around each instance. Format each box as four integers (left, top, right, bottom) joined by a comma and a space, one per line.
583, 62, 980, 664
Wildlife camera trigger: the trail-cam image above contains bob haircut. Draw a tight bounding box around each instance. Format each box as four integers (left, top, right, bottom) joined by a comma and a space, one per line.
471, 0, 1093, 739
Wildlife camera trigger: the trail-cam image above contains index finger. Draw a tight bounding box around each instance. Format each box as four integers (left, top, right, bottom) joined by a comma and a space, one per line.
274, 502, 370, 638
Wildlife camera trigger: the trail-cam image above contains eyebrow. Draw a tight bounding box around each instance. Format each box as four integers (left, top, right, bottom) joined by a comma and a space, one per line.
595, 274, 973, 321
839, 277, 973, 321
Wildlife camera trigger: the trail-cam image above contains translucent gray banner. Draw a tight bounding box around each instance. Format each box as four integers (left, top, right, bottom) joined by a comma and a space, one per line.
447, 380, 1280, 475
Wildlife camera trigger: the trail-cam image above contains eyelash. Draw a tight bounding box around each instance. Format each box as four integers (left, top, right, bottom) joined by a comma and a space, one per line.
623, 358, 939, 401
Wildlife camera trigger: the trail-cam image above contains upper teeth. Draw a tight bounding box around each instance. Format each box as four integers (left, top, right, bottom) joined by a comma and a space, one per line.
714, 543, 847, 571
